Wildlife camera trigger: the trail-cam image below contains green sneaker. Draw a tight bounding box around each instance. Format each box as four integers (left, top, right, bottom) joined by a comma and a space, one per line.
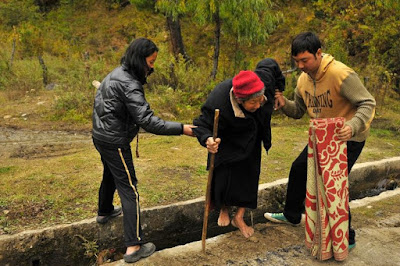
264, 212, 300, 226
349, 243, 356, 250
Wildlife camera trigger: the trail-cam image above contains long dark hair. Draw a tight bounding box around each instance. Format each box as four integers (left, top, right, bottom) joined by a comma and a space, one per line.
120, 38, 159, 84
291, 32, 321, 57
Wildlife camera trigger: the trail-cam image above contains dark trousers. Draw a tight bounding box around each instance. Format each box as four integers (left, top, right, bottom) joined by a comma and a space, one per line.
283, 141, 365, 245
94, 140, 144, 247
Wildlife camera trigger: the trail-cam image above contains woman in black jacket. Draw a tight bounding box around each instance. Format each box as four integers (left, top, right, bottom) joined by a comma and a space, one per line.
193, 59, 285, 238
92, 38, 195, 263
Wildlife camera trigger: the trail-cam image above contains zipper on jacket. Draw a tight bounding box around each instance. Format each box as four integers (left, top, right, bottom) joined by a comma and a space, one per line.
313, 79, 319, 119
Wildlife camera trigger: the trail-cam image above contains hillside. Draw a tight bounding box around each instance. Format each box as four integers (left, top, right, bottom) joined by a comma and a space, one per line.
0, 0, 399, 132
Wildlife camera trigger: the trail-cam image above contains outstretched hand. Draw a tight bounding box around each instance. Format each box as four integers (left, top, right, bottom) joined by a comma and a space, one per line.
274, 90, 285, 110
206, 137, 221, 154
183, 125, 197, 137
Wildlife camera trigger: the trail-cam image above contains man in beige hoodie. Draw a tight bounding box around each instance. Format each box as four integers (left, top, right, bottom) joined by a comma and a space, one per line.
264, 32, 376, 249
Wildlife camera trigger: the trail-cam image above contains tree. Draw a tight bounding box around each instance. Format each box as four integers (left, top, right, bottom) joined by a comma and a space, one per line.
0, 0, 40, 29
19, 23, 49, 85
130, 0, 191, 62
156, 0, 191, 62
189, 0, 281, 79
33, 0, 59, 12
0, 0, 49, 85
9, 27, 19, 69
313, 0, 400, 93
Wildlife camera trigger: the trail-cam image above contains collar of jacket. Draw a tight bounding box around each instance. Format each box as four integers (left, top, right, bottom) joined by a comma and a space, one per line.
309, 53, 334, 81
229, 88, 267, 118
121, 63, 146, 84
121, 63, 130, 73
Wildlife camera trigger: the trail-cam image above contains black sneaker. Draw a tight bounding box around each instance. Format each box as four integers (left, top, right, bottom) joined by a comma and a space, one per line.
123, 242, 156, 263
96, 206, 122, 224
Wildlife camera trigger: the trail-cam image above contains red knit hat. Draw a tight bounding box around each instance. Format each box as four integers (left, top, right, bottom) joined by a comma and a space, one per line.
232, 70, 264, 99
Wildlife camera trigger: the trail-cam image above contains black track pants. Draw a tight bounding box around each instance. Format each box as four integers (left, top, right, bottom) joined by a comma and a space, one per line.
94, 140, 144, 247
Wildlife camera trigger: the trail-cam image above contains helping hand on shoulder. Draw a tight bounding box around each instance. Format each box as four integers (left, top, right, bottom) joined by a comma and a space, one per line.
206, 137, 221, 154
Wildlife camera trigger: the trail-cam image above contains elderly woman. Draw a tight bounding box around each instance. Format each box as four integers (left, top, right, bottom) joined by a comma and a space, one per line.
92, 38, 195, 263
193, 59, 285, 238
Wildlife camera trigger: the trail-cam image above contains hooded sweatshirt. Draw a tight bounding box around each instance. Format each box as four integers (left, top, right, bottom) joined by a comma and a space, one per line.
282, 54, 376, 142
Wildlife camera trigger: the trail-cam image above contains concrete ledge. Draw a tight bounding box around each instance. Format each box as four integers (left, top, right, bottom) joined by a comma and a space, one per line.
349, 156, 400, 199
0, 157, 399, 265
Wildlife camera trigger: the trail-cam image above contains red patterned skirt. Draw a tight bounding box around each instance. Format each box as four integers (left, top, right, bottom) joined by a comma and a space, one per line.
305, 117, 349, 261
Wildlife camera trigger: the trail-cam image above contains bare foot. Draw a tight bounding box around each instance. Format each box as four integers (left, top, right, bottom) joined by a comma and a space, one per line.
231, 216, 254, 238
125, 245, 140, 255
217, 207, 230, 226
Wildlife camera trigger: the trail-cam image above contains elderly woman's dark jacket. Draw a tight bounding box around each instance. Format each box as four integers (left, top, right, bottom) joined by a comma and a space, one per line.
92, 64, 183, 146
193, 58, 285, 168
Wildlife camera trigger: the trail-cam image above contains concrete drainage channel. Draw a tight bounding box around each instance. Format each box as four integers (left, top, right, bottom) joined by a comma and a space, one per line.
0, 157, 399, 266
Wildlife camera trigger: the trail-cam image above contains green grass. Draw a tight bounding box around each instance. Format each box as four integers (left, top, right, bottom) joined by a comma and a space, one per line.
352, 194, 400, 229
0, 166, 15, 174
1, 115, 399, 235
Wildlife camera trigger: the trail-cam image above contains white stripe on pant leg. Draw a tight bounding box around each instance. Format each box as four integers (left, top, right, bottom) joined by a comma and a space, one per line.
118, 148, 141, 241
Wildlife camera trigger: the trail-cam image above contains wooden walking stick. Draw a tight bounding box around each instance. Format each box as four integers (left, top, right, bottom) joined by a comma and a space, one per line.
201, 109, 220, 253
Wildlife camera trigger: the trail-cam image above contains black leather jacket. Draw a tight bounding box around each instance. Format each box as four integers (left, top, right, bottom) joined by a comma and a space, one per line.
92, 64, 183, 146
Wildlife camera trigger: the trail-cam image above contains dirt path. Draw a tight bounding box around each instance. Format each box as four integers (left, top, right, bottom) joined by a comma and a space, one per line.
0, 126, 91, 159
125, 225, 400, 266
108, 190, 400, 266
0, 126, 90, 145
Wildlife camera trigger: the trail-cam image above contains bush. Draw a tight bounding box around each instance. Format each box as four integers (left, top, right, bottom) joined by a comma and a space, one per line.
2, 57, 43, 96
51, 88, 94, 123
147, 45, 217, 117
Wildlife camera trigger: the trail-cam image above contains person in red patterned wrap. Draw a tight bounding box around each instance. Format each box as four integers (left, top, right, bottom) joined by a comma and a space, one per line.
264, 32, 376, 250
